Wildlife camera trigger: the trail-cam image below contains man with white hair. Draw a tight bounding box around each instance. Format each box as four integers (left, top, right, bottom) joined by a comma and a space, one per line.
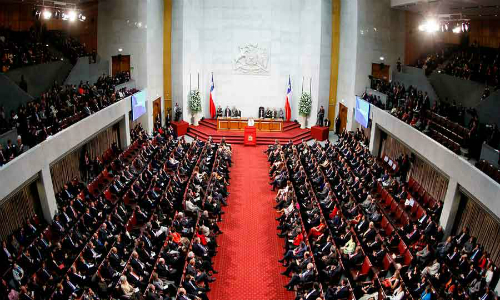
284, 262, 315, 291
157, 257, 177, 278
16, 135, 28, 156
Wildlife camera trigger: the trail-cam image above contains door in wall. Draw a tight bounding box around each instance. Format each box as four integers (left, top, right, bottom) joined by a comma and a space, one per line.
111, 55, 131, 76
371, 63, 390, 82
339, 103, 348, 132
153, 97, 161, 124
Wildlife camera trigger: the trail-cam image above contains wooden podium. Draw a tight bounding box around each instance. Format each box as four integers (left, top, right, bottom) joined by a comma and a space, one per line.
244, 126, 257, 146
217, 118, 283, 132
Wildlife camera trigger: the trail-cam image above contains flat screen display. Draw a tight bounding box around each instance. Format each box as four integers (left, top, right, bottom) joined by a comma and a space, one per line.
131, 91, 146, 121
355, 97, 370, 128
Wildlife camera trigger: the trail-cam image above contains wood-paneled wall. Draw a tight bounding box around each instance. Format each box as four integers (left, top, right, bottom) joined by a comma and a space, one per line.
469, 19, 500, 49
381, 135, 448, 201
409, 156, 448, 201
0, 180, 41, 240
455, 194, 500, 266
404, 11, 462, 66
50, 125, 118, 194
381, 135, 412, 160
0, 2, 98, 52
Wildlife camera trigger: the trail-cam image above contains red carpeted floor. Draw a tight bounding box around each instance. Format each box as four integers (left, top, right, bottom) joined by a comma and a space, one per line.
207, 145, 295, 300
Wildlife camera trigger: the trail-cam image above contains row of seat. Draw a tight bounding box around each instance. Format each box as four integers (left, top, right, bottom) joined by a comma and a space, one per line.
274, 155, 328, 298
306, 144, 413, 300
475, 160, 500, 184
49, 136, 168, 299
313, 142, 436, 299
425, 111, 470, 141
1, 135, 147, 292
176, 144, 221, 298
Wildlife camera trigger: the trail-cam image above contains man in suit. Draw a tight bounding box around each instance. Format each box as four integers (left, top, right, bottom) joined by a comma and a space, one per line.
183, 275, 209, 300
146, 284, 163, 300
224, 106, 231, 118
284, 263, 314, 291
325, 280, 349, 300
299, 283, 321, 300
316, 106, 325, 126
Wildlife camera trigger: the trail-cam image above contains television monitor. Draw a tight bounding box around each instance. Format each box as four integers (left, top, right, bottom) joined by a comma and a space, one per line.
355, 97, 370, 128
131, 91, 146, 121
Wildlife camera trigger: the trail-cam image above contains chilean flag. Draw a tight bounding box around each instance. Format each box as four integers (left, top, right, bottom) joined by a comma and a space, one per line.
209, 74, 216, 119
285, 76, 292, 121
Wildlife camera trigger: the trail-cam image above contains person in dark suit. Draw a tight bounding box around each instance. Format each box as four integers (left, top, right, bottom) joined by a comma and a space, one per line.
224, 106, 231, 118
183, 275, 209, 300
299, 282, 321, 300
145, 284, 163, 300
324, 118, 331, 128
325, 280, 349, 300
284, 263, 314, 291
316, 106, 325, 126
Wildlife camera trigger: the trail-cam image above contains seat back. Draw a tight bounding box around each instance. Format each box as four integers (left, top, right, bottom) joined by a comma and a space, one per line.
398, 240, 406, 255
382, 253, 393, 271
403, 250, 413, 266
360, 257, 373, 275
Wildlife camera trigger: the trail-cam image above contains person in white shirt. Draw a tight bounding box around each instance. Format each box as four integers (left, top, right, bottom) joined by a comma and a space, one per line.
388, 284, 405, 300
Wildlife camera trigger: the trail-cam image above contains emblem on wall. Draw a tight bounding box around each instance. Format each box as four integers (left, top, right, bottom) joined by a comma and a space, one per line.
233, 43, 270, 75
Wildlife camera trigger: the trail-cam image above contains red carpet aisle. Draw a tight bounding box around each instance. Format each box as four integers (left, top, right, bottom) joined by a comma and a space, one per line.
207, 145, 295, 300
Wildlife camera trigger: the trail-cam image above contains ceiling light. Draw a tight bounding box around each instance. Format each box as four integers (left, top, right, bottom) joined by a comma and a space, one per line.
118, 48, 123, 52
68, 10, 77, 22
418, 19, 439, 33
380, 56, 385, 61
42, 10, 52, 20
452, 26, 461, 34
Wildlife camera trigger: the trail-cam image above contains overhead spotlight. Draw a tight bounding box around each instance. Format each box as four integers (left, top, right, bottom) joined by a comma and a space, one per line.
452, 26, 461, 34
54, 10, 62, 19
462, 23, 465, 32
32, 7, 40, 17
418, 19, 439, 33
445, 23, 449, 31
67, 10, 77, 22
42, 10, 52, 20
78, 13, 86, 22
465, 23, 470, 32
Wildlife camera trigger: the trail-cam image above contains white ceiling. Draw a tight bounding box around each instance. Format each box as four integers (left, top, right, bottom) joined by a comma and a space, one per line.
392, 0, 500, 19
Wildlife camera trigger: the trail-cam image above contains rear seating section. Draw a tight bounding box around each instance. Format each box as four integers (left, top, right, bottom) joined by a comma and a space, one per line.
475, 159, 500, 184
299, 131, 498, 300
1, 127, 232, 300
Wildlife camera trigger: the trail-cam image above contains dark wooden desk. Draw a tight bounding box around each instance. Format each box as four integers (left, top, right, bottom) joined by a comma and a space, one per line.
217, 118, 283, 132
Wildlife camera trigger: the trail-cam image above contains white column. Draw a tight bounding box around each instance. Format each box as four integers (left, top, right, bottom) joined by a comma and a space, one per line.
439, 178, 460, 236
36, 165, 58, 223
119, 115, 131, 149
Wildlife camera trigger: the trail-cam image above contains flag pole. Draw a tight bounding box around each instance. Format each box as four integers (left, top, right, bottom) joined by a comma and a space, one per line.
189, 73, 192, 92
309, 77, 312, 95
302, 76, 304, 94
197, 72, 199, 90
